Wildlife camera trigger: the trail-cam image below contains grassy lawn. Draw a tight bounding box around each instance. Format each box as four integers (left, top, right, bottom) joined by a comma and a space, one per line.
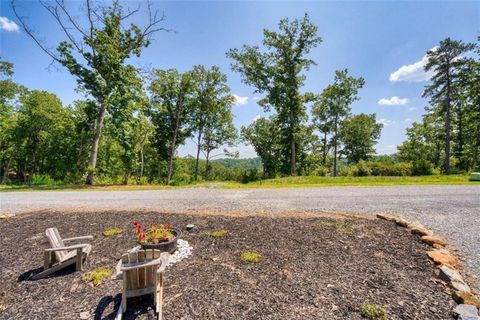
0, 174, 475, 192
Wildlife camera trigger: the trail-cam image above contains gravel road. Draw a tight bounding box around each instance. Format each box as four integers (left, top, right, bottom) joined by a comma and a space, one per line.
1, 185, 479, 283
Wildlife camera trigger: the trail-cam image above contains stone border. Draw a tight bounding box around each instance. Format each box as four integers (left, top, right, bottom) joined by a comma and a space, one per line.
377, 213, 480, 320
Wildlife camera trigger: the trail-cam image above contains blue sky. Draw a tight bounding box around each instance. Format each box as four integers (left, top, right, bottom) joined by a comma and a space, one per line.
1, 1, 479, 158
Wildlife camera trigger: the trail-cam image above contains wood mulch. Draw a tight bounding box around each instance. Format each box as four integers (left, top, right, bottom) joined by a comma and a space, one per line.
0, 210, 455, 319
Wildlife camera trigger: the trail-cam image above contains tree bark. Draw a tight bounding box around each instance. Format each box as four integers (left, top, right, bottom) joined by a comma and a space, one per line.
205, 149, 211, 180
85, 101, 107, 185
333, 114, 339, 177
444, 67, 451, 173
289, 111, 296, 176
194, 130, 203, 180
166, 101, 183, 185
322, 131, 328, 165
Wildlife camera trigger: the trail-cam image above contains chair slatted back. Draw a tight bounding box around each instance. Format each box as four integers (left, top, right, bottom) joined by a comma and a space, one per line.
45, 228, 67, 262
121, 249, 161, 291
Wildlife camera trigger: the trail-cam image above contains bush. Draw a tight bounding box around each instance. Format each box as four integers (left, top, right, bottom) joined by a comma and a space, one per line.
411, 159, 434, 176
241, 251, 262, 263
171, 172, 192, 186
313, 166, 330, 177
31, 174, 61, 185
361, 303, 388, 320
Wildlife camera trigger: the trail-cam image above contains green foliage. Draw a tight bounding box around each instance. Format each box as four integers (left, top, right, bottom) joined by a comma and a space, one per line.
84, 267, 112, 287
228, 13, 321, 175
361, 303, 388, 320
208, 230, 229, 238
339, 161, 413, 177
240, 251, 262, 263
339, 114, 382, 163
411, 159, 434, 176
102, 228, 123, 237
335, 221, 354, 233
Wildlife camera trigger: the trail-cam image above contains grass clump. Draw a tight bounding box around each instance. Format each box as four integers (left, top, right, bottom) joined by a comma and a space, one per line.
335, 221, 354, 233
208, 230, 228, 238
84, 267, 112, 287
361, 303, 388, 320
102, 228, 123, 237
241, 251, 261, 263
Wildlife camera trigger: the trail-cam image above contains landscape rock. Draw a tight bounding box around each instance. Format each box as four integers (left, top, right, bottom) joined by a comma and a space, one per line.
410, 226, 433, 237
453, 304, 479, 318
79, 311, 90, 319
439, 265, 464, 284
394, 218, 410, 227
453, 291, 480, 308
451, 280, 471, 293
376, 214, 397, 221
427, 249, 458, 267
457, 316, 480, 320
422, 235, 447, 246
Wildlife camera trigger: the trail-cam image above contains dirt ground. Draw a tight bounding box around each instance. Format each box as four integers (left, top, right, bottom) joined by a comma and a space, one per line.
0, 210, 455, 319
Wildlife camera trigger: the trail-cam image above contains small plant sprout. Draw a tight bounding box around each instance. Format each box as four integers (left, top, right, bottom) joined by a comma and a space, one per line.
84, 267, 112, 287
335, 220, 354, 233
241, 251, 262, 263
208, 230, 229, 238
102, 228, 123, 237
361, 303, 388, 320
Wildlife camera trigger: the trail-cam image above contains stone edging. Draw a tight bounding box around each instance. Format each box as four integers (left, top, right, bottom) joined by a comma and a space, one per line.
377, 213, 480, 320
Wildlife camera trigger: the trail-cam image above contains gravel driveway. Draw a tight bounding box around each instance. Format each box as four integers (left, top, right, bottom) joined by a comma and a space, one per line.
1, 185, 479, 283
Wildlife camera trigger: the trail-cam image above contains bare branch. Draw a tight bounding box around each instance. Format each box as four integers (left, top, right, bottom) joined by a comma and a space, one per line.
119, 3, 141, 21
39, 0, 83, 52
11, 0, 61, 63
54, 0, 88, 38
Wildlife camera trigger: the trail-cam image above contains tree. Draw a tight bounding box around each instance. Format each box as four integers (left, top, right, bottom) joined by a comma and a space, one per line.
423, 38, 474, 173
339, 113, 382, 163
0, 58, 20, 183
318, 69, 365, 176
311, 92, 334, 165
190, 65, 235, 180
228, 13, 321, 175
148, 69, 195, 185
241, 117, 281, 178
12, 0, 167, 184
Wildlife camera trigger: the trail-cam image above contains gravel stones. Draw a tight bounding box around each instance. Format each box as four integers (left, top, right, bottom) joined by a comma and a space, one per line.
166, 239, 193, 268
453, 304, 479, 319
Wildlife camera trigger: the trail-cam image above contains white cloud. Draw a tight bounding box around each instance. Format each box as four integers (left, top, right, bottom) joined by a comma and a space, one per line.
408, 107, 416, 112
389, 49, 437, 82
233, 94, 248, 106
0, 17, 19, 32
377, 118, 393, 126
378, 96, 409, 106
252, 115, 264, 122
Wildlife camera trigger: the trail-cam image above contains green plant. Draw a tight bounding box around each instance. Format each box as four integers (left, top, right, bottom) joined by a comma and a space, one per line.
85, 267, 112, 287
411, 159, 434, 176
361, 303, 388, 320
133, 221, 175, 244
241, 251, 261, 263
208, 230, 229, 238
102, 228, 123, 237
335, 221, 354, 233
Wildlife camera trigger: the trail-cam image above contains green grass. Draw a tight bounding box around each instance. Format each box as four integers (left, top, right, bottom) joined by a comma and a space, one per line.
0, 174, 475, 192
221, 174, 473, 189
83, 267, 112, 287
241, 251, 262, 263
208, 230, 229, 238
102, 228, 123, 237
361, 303, 388, 320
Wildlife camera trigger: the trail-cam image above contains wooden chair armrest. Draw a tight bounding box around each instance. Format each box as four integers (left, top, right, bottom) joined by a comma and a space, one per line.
120, 258, 162, 271
63, 235, 94, 242
45, 244, 89, 252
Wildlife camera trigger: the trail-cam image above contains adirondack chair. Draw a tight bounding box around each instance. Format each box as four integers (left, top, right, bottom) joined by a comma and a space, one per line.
115, 249, 169, 320
31, 227, 93, 280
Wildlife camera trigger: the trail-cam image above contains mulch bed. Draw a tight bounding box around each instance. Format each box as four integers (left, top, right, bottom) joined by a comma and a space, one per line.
0, 210, 455, 319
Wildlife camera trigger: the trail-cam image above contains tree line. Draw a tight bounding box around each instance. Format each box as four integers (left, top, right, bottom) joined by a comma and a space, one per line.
1, 2, 479, 186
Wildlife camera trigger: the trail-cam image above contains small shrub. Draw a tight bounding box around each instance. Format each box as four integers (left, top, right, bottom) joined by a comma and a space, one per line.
354, 161, 372, 177
241, 251, 262, 263
102, 228, 123, 237
411, 159, 434, 176
84, 267, 112, 287
208, 230, 228, 238
335, 221, 354, 233
361, 303, 388, 320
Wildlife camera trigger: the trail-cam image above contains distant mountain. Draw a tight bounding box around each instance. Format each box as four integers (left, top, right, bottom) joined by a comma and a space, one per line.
211, 157, 263, 170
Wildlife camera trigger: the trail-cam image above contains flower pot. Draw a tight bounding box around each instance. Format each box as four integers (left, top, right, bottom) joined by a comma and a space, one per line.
138, 228, 181, 253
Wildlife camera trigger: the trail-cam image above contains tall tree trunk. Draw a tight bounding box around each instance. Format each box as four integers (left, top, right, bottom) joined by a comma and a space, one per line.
194, 130, 203, 180
322, 131, 328, 165
166, 103, 183, 185
1, 148, 15, 184
140, 147, 144, 178
289, 111, 296, 176
457, 106, 465, 170
86, 101, 107, 185
75, 137, 86, 177
333, 114, 339, 177
444, 70, 451, 173
205, 150, 211, 180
